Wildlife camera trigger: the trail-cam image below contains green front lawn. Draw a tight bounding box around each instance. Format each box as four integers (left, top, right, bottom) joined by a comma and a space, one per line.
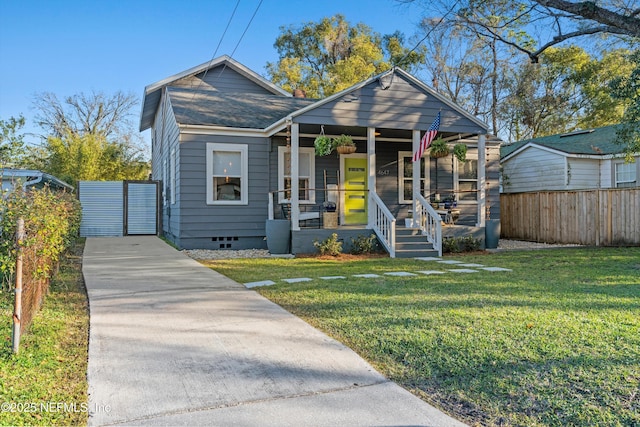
204, 247, 640, 427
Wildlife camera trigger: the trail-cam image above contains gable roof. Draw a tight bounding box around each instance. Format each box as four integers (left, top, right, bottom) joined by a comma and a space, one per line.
501, 124, 631, 160
1, 168, 74, 192
266, 67, 489, 135
168, 87, 316, 129
142, 58, 492, 137
139, 55, 290, 131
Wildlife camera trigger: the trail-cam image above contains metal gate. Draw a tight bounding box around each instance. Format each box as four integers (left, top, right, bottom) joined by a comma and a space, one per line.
79, 181, 159, 237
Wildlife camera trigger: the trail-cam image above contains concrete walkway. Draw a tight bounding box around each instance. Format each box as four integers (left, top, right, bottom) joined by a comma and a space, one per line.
84, 236, 467, 426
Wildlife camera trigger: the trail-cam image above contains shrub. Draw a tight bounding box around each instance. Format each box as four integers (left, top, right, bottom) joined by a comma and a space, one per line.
350, 234, 378, 254
443, 236, 481, 253
0, 186, 81, 290
313, 233, 343, 256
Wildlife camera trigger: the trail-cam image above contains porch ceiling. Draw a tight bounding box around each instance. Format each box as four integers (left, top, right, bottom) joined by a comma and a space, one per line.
297, 124, 478, 142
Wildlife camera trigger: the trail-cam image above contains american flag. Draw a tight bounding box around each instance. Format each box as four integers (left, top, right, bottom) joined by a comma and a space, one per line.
412, 112, 441, 162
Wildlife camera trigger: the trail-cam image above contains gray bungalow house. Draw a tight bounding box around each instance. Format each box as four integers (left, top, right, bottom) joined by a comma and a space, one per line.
140, 55, 501, 257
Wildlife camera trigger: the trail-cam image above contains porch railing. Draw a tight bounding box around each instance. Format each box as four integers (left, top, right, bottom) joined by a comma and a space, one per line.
369, 192, 396, 258
415, 194, 442, 257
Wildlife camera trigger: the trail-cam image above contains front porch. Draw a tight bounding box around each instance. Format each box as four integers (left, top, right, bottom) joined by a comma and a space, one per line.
262, 67, 501, 257
267, 185, 489, 257
288, 222, 486, 257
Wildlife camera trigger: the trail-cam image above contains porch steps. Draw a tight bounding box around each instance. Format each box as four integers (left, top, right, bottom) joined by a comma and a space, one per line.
394, 227, 439, 258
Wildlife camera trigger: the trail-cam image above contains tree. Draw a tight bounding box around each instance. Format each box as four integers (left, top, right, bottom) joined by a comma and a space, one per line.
416, 8, 517, 135
0, 115, 26, 166
33, 91, 138, 139
610, 50, 640, 159
500, 46, 634, 140
534, 0, 640, 38
267, 14, 425, 98
29, 91, 148, 185
24, 131, 148, 187
410, 0, 640, 63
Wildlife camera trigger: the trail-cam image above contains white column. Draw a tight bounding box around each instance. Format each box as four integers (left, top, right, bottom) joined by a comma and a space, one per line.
291, 122, 300, 231
367, 127, 376, 227
412, 130, 421, 225
477, 133, 486, 227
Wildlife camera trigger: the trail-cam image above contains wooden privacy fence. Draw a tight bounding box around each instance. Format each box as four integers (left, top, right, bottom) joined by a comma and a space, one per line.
500, 189, 640, 246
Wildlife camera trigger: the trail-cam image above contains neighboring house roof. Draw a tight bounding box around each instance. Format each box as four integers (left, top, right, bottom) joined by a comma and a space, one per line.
501, 124, 633, 161
167, 87, 316, 129
1, 169, 74, 192
140, 55, 291, 131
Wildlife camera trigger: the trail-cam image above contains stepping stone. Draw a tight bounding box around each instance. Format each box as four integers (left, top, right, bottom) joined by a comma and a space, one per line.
282, 277, 313, 283
320, 276, 346, 280
448, 269, 479, 273
384, 272, 418, 277
244, 280, 276, 288
458, 263, 485, 267
437, 260, 463, 264
353, 274, 381, 278
480, 267, 513, 272
414, 257, 441, 261
416, 270, 445, 275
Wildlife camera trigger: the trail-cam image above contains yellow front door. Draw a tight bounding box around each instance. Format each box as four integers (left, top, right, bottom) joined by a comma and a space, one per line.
342, 156, 368, 225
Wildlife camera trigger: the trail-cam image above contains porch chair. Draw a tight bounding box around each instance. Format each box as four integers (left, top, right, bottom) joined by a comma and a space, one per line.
280, 204, 321, 228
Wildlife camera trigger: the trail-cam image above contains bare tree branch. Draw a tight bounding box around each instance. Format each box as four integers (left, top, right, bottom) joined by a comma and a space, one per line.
535, 0, 640, 37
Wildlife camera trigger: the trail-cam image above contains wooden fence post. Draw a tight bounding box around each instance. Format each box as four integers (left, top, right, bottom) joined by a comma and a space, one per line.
12, 218, 25, 354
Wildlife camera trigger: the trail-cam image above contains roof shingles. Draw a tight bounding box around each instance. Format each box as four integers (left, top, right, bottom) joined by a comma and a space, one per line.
501, 124, 630, 159
167, 87, 316, 129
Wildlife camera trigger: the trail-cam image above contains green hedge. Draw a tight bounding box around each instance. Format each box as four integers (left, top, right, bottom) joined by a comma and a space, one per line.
0, 187, 81, 290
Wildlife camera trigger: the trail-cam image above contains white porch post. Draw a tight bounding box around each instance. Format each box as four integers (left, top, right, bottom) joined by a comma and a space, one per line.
291, 122, 300, 231
412, 130, 421, 225
367, 127, 376, 227
477, 133, 486, 227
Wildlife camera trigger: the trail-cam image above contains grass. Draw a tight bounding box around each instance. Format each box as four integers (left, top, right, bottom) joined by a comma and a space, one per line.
0, 239, 89, 427
203, 247, 640, 427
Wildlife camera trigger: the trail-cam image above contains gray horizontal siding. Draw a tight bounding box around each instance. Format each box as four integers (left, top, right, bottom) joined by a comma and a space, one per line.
177, 134, 270, 243
502, 147, 566, 193
172, 65, 275, 95
295, 76, 486, 134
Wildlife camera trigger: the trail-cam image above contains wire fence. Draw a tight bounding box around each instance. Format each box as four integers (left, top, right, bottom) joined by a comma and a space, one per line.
11, 217, 56, 353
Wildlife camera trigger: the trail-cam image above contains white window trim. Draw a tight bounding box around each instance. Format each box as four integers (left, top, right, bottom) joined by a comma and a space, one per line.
206, 142, 248, 205
398, 151, 428, 204
453, 151, 479, 204
614, 161, 637, 188
162, 158, 167, 206
278, 146, 316, 204
170, 148, 176, 205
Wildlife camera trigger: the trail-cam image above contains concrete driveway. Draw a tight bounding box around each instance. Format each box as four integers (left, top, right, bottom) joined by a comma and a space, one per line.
84, 236, 466, 426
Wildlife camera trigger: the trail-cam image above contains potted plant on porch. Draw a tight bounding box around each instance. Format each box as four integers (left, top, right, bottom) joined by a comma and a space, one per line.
333, 134, 356, 154
314, 134, 334, 156
429, 138, 449, 158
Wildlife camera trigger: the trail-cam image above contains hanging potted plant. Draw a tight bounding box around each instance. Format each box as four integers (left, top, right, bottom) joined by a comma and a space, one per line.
314, 135, 333, 156
453, 143, 467, 162
333, 134, 356, 154
429, 138, 449, 158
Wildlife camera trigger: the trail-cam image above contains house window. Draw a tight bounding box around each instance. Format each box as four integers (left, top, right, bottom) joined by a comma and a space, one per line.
455, 154, 478, 203
615, 162, 636, 188
398, 152, 427, 203
278, 146, 315, 203
206, 143, 248, 205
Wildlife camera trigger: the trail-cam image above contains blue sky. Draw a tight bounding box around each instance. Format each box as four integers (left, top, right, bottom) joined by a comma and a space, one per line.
0, 0, 429, 145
